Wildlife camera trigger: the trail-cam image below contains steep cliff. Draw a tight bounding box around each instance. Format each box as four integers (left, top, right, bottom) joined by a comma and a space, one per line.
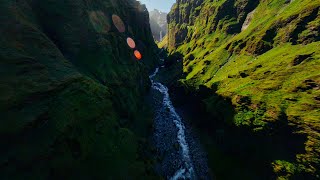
167, 0, 320, 179
0, 0, 158, 179
149, 9, 168, 41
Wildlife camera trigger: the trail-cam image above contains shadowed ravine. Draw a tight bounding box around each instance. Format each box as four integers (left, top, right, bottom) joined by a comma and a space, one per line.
149, 68, 210, 179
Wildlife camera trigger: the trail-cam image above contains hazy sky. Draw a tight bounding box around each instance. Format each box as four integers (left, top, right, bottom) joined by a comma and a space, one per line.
138, 0, 176, 13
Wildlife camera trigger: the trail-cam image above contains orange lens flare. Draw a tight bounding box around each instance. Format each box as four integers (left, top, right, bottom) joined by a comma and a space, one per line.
127, 37, 136, 49
112, 14, 125, 33
134, 50, 142, 60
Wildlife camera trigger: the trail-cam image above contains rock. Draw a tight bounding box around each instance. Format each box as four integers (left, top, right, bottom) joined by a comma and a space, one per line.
240, 72, 249, 78
174, 143, 180, 150
166, 0, 320, 179
295, 79, 319, 91
292, 53, 314, 66
149, 9, 168, 42
0, 0, 158, 178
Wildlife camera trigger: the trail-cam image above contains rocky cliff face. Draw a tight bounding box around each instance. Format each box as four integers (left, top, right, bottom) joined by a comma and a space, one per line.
0, 0, 158, 178
149, 9, 168, 41
167, 0, 320, 179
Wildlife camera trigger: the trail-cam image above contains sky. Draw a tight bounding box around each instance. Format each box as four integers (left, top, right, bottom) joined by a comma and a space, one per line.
138, 0, 176, 13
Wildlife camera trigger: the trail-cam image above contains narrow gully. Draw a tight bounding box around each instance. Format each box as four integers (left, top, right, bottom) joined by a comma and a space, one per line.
149, 68, 211, 179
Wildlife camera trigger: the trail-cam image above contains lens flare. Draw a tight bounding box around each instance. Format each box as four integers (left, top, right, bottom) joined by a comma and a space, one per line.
112, 14, 125, 33
126, 37, 136, 49
89, 11, 110, 33
134, 50, 142, 60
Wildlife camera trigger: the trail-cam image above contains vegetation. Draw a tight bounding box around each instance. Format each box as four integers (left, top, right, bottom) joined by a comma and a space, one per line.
0, 0, 159, 178
166, 0, 320, 179
157, 35, 168, 49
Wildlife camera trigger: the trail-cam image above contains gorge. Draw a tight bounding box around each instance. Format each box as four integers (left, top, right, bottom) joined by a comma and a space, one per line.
0, 0, 319, 179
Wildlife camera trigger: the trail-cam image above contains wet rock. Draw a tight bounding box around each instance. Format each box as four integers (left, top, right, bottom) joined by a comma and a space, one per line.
150, 73, 210, 179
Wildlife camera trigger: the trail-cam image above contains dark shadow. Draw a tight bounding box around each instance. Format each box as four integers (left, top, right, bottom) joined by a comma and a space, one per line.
213, 0, 259, 34
154, 51, 184, 87
159, 63, 309, 179
164, 52, 183, 67
291, 7, 319, 45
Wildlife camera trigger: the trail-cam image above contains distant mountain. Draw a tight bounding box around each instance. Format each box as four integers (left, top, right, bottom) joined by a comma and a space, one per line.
149, 9, 168, 41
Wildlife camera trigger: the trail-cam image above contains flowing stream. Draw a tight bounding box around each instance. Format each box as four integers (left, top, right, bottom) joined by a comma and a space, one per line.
149, 68, 210, 180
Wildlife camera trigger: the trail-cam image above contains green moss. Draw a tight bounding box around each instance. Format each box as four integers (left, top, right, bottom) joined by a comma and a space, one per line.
158, 35, 168, 48
167, 0, 320, 178
0, 0, 159, 179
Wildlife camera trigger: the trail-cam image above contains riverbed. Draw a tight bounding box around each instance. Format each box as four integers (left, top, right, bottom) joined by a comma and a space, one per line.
149, 68, 211, 179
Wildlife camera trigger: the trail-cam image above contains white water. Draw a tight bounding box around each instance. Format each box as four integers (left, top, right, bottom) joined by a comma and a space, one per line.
149, 68, 196, 180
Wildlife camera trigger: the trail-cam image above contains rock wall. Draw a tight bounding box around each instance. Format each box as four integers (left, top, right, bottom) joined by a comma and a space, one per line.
0, 0, 158, 178
149, 9, 168, 41
167, 0, 320, 179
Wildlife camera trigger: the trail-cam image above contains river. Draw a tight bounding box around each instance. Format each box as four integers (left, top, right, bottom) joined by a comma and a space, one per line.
149, 68, 211, 180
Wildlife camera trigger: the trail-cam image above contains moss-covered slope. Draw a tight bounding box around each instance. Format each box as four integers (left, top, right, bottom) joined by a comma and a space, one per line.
0, 0, 158, 179
167, 0, 320, 179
